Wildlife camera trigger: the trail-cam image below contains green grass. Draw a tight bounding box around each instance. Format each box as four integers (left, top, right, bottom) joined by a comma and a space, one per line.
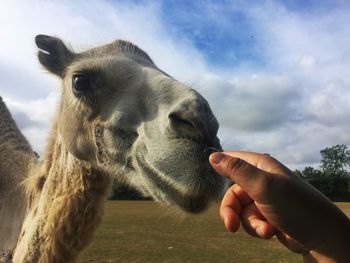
80, 201, 350, 263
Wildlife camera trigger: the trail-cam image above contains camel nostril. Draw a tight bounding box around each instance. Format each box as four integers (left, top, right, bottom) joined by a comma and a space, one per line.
169, 112, 196, 130
204, 147, 222, 155
168, 110, 214, 144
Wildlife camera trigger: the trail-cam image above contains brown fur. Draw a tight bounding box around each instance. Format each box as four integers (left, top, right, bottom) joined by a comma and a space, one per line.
8, 35, 123, 260
0, 96, 37, 253
13, 128, 111, 262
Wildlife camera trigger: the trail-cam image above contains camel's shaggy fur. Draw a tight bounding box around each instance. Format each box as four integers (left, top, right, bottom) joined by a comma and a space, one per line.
13, 137, 111, 262
0, 97, 37, 251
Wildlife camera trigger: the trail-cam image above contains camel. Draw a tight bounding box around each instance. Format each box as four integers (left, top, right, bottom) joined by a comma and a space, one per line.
0, 35, 226, 262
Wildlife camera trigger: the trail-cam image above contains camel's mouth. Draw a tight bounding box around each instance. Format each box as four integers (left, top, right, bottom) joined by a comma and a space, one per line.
133, 143, 226, 213
96, 123, 226, 213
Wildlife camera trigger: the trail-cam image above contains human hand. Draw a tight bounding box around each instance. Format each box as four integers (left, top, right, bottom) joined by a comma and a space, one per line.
209, 151, 350, 263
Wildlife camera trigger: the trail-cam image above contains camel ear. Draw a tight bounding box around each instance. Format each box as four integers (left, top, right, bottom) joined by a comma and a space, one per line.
35, 35, 74, 77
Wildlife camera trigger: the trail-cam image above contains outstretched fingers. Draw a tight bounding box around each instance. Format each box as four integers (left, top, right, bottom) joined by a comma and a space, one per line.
220, 184, 276, 239
241, 203, 276, 239
220, 184, 252, 232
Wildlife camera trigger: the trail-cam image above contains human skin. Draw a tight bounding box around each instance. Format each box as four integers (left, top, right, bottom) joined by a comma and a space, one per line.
209, 151, 350, 263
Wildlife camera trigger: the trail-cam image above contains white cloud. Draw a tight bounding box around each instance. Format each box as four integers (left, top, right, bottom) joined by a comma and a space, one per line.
299, 54, 316, 70
3, 92, 59, 155
197, 73, 299, 131
4, 92, 58, 125
0, 0, 350, 170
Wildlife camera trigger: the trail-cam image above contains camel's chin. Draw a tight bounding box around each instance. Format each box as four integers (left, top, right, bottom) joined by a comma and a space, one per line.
133, 150, 222, 214
148, 189, 210, 214
177, 195, 210, 213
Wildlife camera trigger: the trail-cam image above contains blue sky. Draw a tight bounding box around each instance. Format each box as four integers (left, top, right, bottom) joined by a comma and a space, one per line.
160, 1, 263, 68
160, 0, 350, 69
1, 0, 350, 169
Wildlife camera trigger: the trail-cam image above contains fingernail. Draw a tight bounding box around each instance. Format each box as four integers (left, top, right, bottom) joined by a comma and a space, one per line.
224, 217, 232, 232
256, 226, 265, 237
210, 153, 225, 164
224, 217, 229, 230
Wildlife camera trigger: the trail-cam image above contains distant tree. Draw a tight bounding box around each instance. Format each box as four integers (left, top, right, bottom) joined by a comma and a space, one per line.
300, 145, 350, 201
293, 169, 303, 178
302, 166, 322, 178
320, 144, 350, 177
307, 175, 350, 201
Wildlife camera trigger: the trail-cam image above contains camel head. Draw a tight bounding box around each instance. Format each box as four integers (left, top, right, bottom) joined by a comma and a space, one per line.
35, 35, 227, 213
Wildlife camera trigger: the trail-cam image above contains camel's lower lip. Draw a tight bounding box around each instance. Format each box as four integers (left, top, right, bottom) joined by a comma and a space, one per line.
134, 149, 211, 213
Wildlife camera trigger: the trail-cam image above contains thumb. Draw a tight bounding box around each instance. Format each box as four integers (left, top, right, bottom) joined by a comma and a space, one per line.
209, 152, 271, 198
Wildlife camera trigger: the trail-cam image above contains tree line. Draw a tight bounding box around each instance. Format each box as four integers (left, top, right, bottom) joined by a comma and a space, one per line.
109, 144, 350, 201
294, 144, 350, 201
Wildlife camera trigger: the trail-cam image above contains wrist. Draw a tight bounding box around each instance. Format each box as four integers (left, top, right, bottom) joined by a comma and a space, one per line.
303, 223, 350, 263
303, 252, 334, 263
304, 249, 347, 263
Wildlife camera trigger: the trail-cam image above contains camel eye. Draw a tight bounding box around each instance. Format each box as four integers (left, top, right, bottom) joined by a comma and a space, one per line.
72, 73, 91, 97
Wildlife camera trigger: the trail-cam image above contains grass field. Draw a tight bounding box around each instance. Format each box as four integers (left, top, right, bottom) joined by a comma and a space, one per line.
80, 201, 350, 263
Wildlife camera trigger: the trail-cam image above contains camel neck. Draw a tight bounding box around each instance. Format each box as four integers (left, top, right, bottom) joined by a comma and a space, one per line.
13, 132, 111, 263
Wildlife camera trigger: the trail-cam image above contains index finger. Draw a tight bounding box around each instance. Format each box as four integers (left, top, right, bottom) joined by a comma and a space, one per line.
222, 151, 288, 174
